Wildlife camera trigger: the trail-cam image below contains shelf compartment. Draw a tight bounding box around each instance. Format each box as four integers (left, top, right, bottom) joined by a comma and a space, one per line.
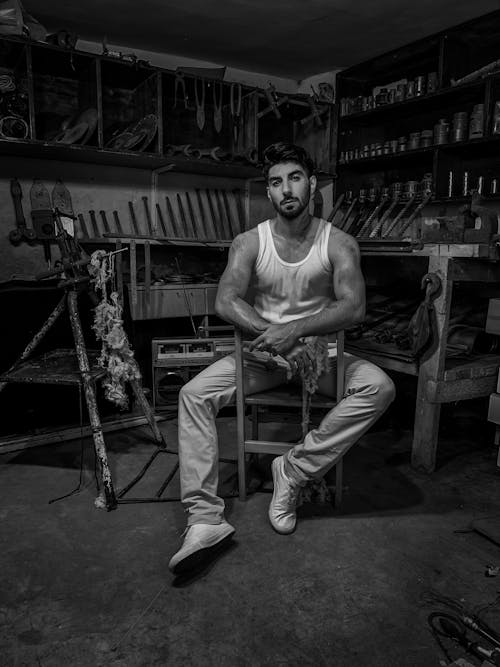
0, 40, 30, 139
100, 59, 159, 153
30, 45, 98, 145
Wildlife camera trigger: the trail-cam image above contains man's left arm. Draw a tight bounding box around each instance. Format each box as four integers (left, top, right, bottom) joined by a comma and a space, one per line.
249, 231, 365, 355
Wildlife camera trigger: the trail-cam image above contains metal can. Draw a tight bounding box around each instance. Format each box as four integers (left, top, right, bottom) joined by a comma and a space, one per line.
491, 178, 498, 195
451, 111, 468, 142
408, 132, 420, 150
397, 136, 407, 152
359, 188, 367, 203
389, 139, 398, 153
391, 182, 403, 198
420, 130, 433, 147
427, 72, 438, 94
395, 83, 406, 103
421, 173, 433, 195
406, 180, 420, 198
415, 75, 426, 96
434, 119, 449, 145
368, 187, 378, 202
406, 81, 415, 98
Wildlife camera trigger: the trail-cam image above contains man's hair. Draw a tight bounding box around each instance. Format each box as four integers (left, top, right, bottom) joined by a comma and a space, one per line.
262, 142, 316, 179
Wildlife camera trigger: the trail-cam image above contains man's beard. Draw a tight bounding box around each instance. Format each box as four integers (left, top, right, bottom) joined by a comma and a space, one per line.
274, 195, 309, 219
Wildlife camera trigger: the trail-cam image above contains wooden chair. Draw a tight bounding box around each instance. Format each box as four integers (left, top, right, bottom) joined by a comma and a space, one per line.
234, 329, 345, 505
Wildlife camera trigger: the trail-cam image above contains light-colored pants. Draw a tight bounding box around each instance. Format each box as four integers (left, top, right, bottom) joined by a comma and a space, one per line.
178, 352, 395, 525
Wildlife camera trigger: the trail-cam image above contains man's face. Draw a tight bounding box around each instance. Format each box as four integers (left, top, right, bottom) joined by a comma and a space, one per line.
267, 161, 316, 219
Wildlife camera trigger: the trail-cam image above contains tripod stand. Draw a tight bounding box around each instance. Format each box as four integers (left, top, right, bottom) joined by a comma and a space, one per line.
0, 211, 172, 510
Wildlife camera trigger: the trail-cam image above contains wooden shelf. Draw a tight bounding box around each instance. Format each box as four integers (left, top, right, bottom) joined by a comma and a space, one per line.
340, 80, 485, 123
339, 146, 434, 170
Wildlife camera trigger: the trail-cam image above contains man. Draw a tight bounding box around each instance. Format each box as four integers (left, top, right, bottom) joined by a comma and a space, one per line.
169, 142, 395, 574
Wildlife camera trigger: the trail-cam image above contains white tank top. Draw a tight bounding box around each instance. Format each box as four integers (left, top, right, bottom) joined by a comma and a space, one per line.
253, 218, 335, 324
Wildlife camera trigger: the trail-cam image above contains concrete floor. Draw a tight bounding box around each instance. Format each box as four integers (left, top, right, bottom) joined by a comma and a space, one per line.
1, 409, 500, 667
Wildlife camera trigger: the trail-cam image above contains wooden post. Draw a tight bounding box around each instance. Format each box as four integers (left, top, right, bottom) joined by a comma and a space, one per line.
411, 255, 454, 472
67, 291, 117, 510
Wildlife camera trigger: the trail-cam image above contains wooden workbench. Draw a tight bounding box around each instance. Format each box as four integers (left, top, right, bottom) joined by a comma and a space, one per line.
347, 243, 500, 473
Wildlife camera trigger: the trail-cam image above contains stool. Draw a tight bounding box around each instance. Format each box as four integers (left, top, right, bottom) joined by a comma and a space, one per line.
234, 329, 345, 505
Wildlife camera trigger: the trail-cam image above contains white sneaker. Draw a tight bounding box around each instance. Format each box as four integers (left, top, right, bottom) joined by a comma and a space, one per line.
269, 456, 301, 534
168, 520, 235, 574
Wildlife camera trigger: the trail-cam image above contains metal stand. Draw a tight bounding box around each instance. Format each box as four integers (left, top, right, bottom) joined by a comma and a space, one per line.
0, 211, 179, 510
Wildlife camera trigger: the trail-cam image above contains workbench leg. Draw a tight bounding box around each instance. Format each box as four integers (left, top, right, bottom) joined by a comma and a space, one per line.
411, 255, 454, 473
68, 291, 117, 511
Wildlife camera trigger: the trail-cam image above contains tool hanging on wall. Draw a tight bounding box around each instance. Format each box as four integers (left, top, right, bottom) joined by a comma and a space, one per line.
230, 82, 242, 145
176, 193, 191, 237
29, 179, 52, 265
77, 214, 89, 239
99, 210, 111, 235
112, 211, 123, 234
142, 196, 153, 235
257, 83, 288, 119
9, 178, 36, 245
128, 201, 140, 236
89, 210, 100, 237
195, 188, 211, 238
173, 73, 189, 110
367, 197, 400, 238
165, 196, 180, 237
205, 189, 220, 239
382, 196, 416, 238
213, 81, 223, 133
232, 188, 246, 234
194, 78, 205, 131
327, 193, 345, 223
300, 93, 328, 128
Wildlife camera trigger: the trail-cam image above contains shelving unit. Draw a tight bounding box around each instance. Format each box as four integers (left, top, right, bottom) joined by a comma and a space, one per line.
336, 10, 500, 208
334, 10, 500, 472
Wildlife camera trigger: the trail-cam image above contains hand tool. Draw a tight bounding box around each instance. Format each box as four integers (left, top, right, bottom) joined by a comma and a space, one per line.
327, 193, 345, 223
257, 83, 289, 119
99, 210, 111, 234
213, 81, 223, 133
112, 210, 123, 234
232, 188, 246, 233
195, 188, 211, 238
128, 201, 140, 235
155, 203, 168, 236
142, 196, 153, 235
300, 96, 328, 127
173, 73, 189, 110
214, 189, 231, 239
190, 146, 221, 160
88, 209, 100, 237
368, 197, 400, 238
382, 196, 417, 238
221, 189, 238, 238
396, 193, 432, 237
205, 189, 220, 239
336, 197, 358, 233
9, 178, 36, 244
176, 193, 191, 237
355, 195, 389, 237
194, 78, 205, 131
185, 191, 202, 239
166, 195, 180, 237
230, 82, 242, 145
164, 143, 193, 157
77, 213, 89, 238
29, 179, 53, 242
51, 180, 73, 216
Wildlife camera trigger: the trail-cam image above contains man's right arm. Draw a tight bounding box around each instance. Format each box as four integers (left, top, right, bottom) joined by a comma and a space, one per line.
215, 230, 269, 336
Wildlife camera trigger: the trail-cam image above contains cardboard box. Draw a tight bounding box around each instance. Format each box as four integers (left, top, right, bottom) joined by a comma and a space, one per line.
486, 298, 500, 336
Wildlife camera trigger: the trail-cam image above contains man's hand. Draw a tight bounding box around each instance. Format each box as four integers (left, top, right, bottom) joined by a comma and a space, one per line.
248, 322, 300, 355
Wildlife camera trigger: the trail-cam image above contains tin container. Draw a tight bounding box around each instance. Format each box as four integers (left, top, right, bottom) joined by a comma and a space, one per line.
408, 132, 420, 150
391, 182, 403, 198
406, 81, 415, 98
381, 186, 391, 199
451, 111, 468, 142
415, 75, 426, 96
375, 88, 389, 106
434, 119, 449, 145
397, 136, 407, 152
420, 130, 433, 147
421, 173, 433, 195
359, 188, 367, 203
427, 72, 438, 94
469, 104, 484, 139
389, 139, 398, 153
395, 83, 406, 103
383, 141, 391, 155
368, 187, 378, 202
406, 180, 420, 198
491, 178, 498, 195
